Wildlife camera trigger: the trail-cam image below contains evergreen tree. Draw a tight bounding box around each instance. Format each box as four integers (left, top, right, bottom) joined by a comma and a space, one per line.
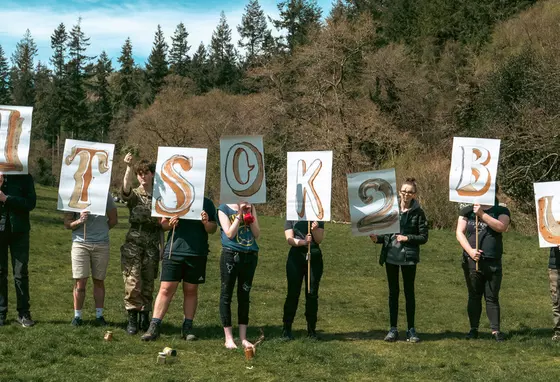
64, 19, 92, 138
237, 0, 271, 66
273, 0, 322, 52
91, 51, 113, 141
0, 45, 10, 104
146, 25, 169, 101
10, 29, 37, 106
209, 12, 239, 90
50, 23, 68, 78
190, 42, 211, 94
169, 22, 191, 76
115, 37, 139, 119
48, 23, 68, 156
33, 61, 55, 141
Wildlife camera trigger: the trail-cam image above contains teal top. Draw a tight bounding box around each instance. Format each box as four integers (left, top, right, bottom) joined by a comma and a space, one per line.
218, 204, 259, 253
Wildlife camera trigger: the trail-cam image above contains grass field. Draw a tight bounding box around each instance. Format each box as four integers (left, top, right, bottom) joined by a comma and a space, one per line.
0, 185, 558, 381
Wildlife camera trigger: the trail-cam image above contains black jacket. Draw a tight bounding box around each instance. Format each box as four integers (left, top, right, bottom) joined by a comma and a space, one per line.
375, 199, 428, 265
0, 174, 36, 233
550, 247, 560, 270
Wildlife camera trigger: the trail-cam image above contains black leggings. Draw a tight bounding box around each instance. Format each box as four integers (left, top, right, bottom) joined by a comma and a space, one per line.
385, 263, 416, 329
219, 249, 258, 327
462, 256, 502, 331
283, 249, 323, 326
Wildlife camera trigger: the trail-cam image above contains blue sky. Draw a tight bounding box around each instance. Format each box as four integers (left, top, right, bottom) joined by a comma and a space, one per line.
0, 0, 334, 68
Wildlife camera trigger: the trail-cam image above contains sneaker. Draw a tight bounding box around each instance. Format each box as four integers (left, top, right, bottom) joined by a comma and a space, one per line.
141, 322, 160, 341
492, 331, 505, 342
406, 328, 420, 343
552, 332, 560, 341
95, 316, 108, 326
17, 312, 35, 327
0, 314, 6, 326
281, 325, 295, 341
384, 328, 398, 342
182, 321, 197, 341
465, 328, 479, 340
71, 316, 83, 326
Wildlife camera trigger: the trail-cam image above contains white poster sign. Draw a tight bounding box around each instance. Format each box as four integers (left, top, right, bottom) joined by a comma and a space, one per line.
347, 169, 400, 236
534, 182, 560, 248
0, 105, 33, 174
220, 136, 266, 204
286, 151, 332, 222
152, 147, 208, 220
57, 139, 114, 216
449, 137, 501, 205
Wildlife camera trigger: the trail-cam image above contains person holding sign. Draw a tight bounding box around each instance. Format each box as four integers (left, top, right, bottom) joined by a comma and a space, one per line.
548, 246, 560, 341
370, 178, 428, 343
120, 153, 163, 335
0, 172, 36, 327
455, 193, 510, 342
217, 202, 260, 350
141, 198, 217, 341
282, 220, 325, 340
63, 194, 118, 326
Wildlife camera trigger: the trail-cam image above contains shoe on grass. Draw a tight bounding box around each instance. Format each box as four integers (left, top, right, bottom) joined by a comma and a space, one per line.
141, 322, 160, 341
181, 320, 197, 341
384, 328, 398, 342
95, 316, 108, 326
492, 331, 505, 342
465, 328, 479, 340
406, 328, 420, 343
71, 316, 83, 326
552, 332, 560, 341
17, 312, 35, 327
0, 314, 6, 326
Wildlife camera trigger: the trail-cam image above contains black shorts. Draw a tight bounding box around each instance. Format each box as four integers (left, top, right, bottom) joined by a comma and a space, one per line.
160, 255, 207, 284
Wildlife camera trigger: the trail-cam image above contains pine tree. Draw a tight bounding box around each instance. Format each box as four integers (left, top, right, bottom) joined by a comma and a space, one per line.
10, 29, 37, 106
237, 0, 271, 66
0, 45, 10, 104
33, 61, 55, 141
64, 18, 92, 139
48, 23, 68, 158
146, 25, 169, 101
273, 0, 322, 52
91, 51, 113, 141
190, 42, 211, 94
209, 12, 239, 90
115, 37, 139, 120
169, 22, 191, 76
50, 23, 67, 78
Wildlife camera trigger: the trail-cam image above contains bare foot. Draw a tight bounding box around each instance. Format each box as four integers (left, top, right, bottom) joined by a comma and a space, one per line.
242, 339, 254, 349
225, 339, 238, 349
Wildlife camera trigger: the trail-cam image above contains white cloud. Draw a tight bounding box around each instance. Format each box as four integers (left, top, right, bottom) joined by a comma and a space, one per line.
0, 1, 285, 66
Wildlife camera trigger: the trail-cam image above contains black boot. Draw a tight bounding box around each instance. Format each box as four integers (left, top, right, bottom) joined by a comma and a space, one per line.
141, 321, 161, 341
282, 322, 294, 340
139, 311, 150, 332
307, 322, 318, 340
127, 310, 138, 335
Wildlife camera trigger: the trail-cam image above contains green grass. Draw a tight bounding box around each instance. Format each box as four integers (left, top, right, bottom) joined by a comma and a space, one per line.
0, 185, 558, 381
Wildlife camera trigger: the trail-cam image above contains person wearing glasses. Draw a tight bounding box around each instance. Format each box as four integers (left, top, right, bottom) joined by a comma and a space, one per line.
370, 178, 428, 343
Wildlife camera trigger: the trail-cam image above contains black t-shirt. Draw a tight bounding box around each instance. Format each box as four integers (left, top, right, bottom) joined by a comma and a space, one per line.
164, 197, 217, 257
459, 205, 510, 260
284, 220, 325, 252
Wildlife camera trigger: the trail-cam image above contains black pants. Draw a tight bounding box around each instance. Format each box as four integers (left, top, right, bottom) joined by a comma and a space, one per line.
0, 229, 31, 316
219, 249, 258, 327
385, 263, 416, 329
462, 256, 502, 331
283, 249, 323, 326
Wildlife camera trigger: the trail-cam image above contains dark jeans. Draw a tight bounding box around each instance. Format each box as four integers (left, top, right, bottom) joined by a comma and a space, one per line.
462, 256, 502, 331
219, 248, 258, 327
283, 249, 323, 326
0, 229, 31, 316
385, 263, 416, 329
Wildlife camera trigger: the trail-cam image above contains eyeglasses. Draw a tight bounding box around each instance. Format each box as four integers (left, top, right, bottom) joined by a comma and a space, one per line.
400, 190, 416, 195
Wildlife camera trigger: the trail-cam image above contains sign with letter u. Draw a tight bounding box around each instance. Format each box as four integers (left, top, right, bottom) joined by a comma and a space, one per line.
534, 182, 560, 248
57, 139, 114, 215
286, 151, 333, 222
220, 136, 266, 204
152, 147, 208, 220
449, 137, 501, 205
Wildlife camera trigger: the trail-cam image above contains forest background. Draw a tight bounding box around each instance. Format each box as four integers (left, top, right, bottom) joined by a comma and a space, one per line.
1, 0, 559, 233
